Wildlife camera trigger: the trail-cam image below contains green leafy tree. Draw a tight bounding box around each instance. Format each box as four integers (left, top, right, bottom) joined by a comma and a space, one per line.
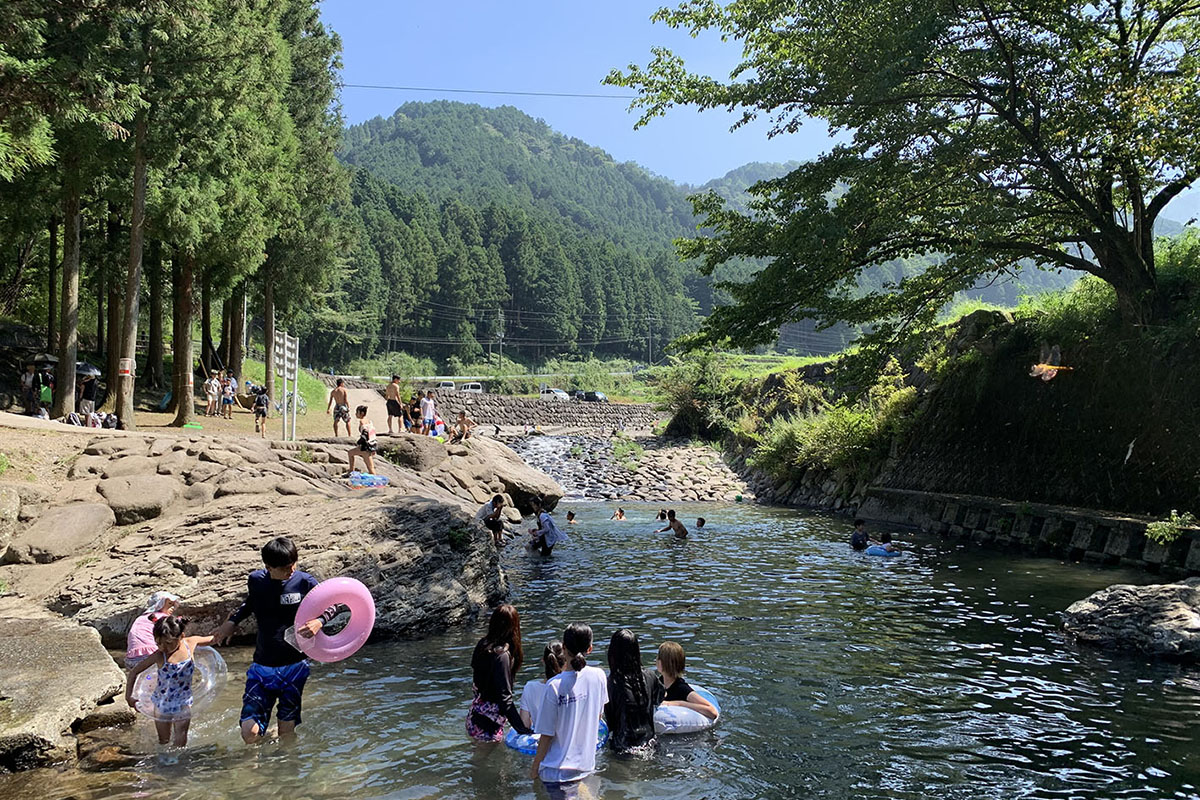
608, 0, 1200, 351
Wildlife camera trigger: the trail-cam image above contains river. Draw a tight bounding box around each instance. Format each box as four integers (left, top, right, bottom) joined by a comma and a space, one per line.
3, 501, 1198, 799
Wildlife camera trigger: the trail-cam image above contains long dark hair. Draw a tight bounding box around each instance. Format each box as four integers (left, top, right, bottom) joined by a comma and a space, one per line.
608, 628, 650, 711
484, 604, 523, 677
563, 622, 593, 671
542, 641, 566, 680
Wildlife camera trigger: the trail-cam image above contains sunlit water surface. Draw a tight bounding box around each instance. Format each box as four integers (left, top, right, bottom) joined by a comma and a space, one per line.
3, 502, 1199, 799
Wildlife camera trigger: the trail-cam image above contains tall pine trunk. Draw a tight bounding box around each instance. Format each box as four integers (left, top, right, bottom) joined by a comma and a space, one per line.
97, 270, 105, 364
201, 270, 215, 372
116, 113, 148, 429
167, 253, 181, 414
229, 282, 245, 383
147, 240, 164, 388
52, 157, 81, 419
219, 295, 232, 369
47, 217, 58, 352
172, 251, 196, 427
264, 280, 275, 402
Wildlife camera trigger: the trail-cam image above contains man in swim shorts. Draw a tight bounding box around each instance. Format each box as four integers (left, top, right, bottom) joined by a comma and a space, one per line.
419, 390, 436, 435
385, 374, 405, 435
326, 378, 351, 438
211, 537, 347, 743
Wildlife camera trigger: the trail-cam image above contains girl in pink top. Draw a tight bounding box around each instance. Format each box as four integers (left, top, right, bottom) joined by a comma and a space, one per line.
126, 591, 180, 667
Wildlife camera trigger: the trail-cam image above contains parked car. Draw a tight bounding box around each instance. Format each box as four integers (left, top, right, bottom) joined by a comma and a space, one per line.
437, 380, 456, 391
583, 391, 609, 403
461, 382, 483, 394
540, 387, 570, 401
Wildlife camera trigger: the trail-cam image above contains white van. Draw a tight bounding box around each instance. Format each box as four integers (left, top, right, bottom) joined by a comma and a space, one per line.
540, 387, 570, 402
461, 382, 483, 394
437, 380, 456, 392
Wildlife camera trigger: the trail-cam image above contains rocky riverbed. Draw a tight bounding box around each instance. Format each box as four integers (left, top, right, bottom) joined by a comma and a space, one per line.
505, 433, 754, 503
0, 425, 562, 771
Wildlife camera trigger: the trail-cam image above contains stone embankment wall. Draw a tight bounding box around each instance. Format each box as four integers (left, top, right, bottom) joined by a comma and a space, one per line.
507, 435, 753, 503
859, 487, 1200, 576
318, 374, 665, 430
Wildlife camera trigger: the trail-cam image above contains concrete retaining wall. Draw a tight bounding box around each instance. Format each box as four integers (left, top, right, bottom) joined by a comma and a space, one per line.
858, 486, 1200, 576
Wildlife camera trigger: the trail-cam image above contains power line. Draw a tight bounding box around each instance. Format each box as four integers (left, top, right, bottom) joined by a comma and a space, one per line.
342, 83, 636, 100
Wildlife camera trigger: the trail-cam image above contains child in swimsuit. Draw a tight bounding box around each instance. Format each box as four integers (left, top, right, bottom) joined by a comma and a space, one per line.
125, 615, 216, 746
655, 509, 688, 539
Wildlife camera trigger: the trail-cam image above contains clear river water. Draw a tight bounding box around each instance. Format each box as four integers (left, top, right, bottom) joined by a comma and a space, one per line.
3, 501, 1199, 799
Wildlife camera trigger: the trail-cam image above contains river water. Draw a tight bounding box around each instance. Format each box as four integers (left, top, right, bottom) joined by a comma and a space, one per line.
4, 501, 1200, 799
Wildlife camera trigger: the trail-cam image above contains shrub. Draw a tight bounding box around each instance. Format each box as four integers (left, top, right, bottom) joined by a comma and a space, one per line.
0, 452, 8, 478
1146, 510, 1198, 545
612, 436, 644, 469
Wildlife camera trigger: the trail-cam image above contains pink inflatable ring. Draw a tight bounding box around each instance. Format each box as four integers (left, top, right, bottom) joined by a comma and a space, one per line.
294, 577, 376, 663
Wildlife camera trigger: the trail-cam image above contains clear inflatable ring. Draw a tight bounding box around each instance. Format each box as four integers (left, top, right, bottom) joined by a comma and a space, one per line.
131, 645, 228, 722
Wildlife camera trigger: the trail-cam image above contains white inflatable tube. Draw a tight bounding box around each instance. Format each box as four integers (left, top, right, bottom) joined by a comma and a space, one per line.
654, 684, 721, 735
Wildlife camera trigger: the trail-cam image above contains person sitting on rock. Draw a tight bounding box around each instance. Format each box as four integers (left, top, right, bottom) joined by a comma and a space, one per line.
211, 537, 348, 745
347, 405, 378, 475
478, 494, 507, 547
655, 509, 688, 539
528, 496, 567, 556
610, 508, 626, 521
450, 410, 476, 443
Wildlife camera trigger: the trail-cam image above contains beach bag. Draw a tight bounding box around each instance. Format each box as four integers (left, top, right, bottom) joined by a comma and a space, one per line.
38, 385, 51, 403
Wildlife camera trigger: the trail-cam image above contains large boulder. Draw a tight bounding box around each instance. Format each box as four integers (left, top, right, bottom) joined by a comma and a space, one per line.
376, 435, 449, 472
98, 475, 182, 524
3, 503, 115, 564
1063, 578, 1200, 659
0, 599, 126, 771
466, 437, 563, 512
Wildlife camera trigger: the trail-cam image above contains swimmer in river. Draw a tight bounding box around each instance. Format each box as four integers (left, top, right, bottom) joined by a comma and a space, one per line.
655, 509, 688, 539
566, 511, 577, 525
655, 509, 667, 522
878, 531, 900, 553
696, 517, 706, 530
850, 518, 871, 551
610, 508, 626, 521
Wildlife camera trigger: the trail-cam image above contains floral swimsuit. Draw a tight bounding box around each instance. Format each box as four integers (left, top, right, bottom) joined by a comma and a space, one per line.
151, 642, 196, 718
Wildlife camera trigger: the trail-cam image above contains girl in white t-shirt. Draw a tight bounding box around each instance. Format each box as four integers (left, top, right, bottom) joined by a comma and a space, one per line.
519, 641, 566, 730
531, 623, 609, 786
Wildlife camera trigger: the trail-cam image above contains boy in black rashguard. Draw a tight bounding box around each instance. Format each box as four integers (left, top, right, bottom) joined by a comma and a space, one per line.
212, 537, 346, 743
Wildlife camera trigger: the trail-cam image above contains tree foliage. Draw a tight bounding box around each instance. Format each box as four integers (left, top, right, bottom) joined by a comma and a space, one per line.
608, 0, 1200, 353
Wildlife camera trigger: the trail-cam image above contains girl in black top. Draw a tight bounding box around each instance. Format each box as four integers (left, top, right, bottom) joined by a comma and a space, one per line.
656, 641, 719, 720
467, 604, 534, 741
604, 629, 664, 754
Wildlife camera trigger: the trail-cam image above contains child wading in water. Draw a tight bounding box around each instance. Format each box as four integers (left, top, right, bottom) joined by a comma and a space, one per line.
656, 642, 718, 720
125, 615, 215, 746
655, 509, 688, 539
519, 641, 567, 731
531, 623, 609, 787
212, 537, 348, 744
605, 628, 663, 754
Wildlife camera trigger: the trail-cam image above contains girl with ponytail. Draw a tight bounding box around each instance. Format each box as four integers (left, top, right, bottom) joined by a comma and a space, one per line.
530, 623, 609, 786
604, 629, 664, 753
517, 641, 567, 730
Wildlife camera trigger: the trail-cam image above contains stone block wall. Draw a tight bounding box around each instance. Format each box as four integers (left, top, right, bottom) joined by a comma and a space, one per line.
857, 486, 1200, 576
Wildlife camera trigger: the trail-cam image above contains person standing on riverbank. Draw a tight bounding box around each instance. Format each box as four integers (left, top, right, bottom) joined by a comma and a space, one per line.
420, 390, 436, 435
326, 379, 351, 438
385, 375, 405, 435
348, 405, 378, 475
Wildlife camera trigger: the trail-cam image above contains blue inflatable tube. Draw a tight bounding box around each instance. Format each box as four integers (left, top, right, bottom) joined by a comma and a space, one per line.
865, 545, 901, 557
505, 719, 610, 755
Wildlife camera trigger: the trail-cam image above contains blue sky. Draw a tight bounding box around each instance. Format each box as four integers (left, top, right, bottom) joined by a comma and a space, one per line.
319, 0, 835, 187
319, 0, 1199, 217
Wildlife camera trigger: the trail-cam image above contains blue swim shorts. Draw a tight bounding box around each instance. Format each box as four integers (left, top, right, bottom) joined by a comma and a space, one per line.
240, 661, 310, 731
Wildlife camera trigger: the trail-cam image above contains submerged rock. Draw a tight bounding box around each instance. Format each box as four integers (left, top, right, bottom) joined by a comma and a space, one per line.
1063, 578, 1200, 660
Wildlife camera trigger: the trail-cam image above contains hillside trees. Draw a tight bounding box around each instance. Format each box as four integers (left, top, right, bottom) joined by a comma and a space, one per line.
608, 0, 1200, 351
